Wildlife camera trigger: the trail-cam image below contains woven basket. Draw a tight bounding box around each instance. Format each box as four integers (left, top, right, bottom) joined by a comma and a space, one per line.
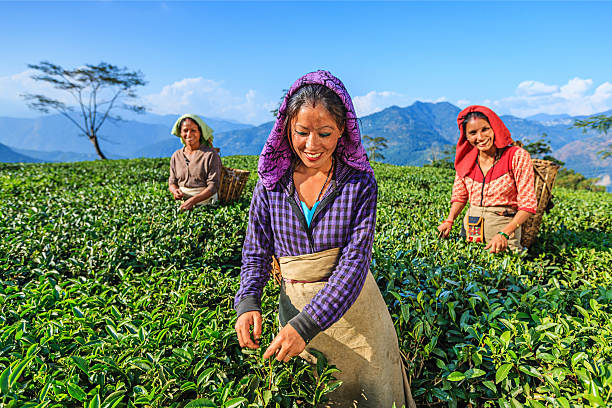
520, 159, 560, 247
218, 166, 250, 203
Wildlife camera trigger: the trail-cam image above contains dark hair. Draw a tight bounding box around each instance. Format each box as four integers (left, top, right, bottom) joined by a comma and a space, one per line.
283, 84, 347, 139
461, 111, 490, 137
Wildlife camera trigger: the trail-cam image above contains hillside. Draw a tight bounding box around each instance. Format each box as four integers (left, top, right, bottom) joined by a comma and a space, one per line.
1, 103, 610, 186
134, 121, 275, 158
1, 157, 610, 407
0, 141, 39, 162
358, 102, 460, 165
0, 114, 251, 160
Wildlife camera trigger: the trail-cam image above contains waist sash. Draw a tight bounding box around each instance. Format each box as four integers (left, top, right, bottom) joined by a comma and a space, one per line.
179, 186, 218, 206
277, 247, 411, 407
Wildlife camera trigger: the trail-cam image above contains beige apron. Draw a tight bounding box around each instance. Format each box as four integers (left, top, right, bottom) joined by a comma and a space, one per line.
179, 186, 218, 206
463, 205, 522, 251
278, 248, 414, 408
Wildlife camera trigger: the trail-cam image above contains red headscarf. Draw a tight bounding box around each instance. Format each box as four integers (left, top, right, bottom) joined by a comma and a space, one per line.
454, 105, 514, 178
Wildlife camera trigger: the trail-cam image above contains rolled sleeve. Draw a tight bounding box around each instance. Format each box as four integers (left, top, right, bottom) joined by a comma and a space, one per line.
234, 181, 274, 316
168, 154, 178, 186
206, 151, 222, 195
301, 174, 378, 332
512, 148, 537, 214
450, 173, 468, 203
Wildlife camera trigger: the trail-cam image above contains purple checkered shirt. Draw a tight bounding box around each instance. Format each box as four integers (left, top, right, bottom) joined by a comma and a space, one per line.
234, 159, 378, 343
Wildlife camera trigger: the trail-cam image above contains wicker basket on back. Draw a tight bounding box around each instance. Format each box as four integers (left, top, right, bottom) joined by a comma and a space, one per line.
218, 166, 250, 203
520, 159, 560, 247
210, 147, 250, 203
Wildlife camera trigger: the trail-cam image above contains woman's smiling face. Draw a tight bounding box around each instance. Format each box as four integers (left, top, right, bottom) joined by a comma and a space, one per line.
180, 118, 201, 149
465, 117, 496, 155
290, 104, 343, 171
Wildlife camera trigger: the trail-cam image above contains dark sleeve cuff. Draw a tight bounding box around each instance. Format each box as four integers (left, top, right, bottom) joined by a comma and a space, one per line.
235, 295, 261, 317
288, 310, 321, 344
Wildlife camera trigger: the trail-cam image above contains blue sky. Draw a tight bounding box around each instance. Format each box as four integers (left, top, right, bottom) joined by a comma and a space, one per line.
1, 1, 611, 125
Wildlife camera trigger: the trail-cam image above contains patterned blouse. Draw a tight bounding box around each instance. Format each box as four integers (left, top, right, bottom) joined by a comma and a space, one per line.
234, 159, 377, 343
451, 146, 537, 214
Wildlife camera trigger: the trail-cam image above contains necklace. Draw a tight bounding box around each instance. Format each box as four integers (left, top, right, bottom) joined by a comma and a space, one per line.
477, 148, 502, 207
294, 156, 335, 206
315, 157, 335, 203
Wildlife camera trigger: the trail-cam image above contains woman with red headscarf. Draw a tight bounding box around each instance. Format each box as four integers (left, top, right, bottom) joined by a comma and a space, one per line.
437, 106, 537, 253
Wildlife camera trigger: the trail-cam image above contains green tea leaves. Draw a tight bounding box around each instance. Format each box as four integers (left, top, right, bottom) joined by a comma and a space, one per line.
447, 371, 465, 382
66, 382, 87, 401
1, 157, 611, 407
496, 363, 513, 384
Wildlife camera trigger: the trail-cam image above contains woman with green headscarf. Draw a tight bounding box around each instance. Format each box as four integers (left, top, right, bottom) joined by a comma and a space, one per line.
168, 114, 222, 210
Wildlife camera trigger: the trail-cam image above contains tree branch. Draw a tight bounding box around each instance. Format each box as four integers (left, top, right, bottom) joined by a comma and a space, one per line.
22, 61, 147, 159
94, 89, 123, 134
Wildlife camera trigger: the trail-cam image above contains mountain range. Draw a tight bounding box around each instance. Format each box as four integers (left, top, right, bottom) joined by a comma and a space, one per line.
1, 104, 610, 190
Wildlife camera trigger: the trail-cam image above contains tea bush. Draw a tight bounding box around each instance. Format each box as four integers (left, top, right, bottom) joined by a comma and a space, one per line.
0, 157, 610, 407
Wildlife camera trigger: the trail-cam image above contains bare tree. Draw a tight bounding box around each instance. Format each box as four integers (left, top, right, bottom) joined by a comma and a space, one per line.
22, 61, 147, 159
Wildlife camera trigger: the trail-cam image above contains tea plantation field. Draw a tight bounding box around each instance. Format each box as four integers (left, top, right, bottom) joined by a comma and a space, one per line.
1, 156, 611, 408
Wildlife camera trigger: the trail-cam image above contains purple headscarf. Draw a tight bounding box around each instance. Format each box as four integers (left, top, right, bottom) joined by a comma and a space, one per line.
258, 70, 373, 190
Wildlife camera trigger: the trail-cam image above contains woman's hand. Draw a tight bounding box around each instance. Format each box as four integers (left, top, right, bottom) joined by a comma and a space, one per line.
171, 187, 183, 200
179, 198, 196, 211
438, 203, 465, 239
235, 311, 262, 349
437, 220, 453, 238
263, 324, 306, 362
485, 233, 508, 253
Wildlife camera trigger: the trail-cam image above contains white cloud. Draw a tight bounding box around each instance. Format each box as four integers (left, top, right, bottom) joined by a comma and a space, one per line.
0, 69, 74, 117
558, 78, 592, 99
0, 71, 276, 125
4, 69, 611, 124
592, 82, 612, 105
516, 80, 559, 96
456, 99, 470, 108
596, 174, 611, 187
352, 91, 413, 117
492, 77, 612, 117
143, 77, 275, 125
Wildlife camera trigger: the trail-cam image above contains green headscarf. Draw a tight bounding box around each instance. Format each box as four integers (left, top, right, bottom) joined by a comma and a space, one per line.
171, 114, 214, 147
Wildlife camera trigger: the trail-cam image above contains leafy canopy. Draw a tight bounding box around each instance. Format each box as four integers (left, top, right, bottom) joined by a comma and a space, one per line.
573, 114, 612, 158
363, 134, 388, 162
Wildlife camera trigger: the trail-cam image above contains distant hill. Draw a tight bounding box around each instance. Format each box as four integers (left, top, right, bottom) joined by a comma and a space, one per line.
358, 102, 461, 166
199, 102, 610, 190
0, 142, 39, 163
525, 113, 573, 125
555, 134, 612, 181
0, 113, 253, 158
1, 104, 610, 191
498, 115, 594, 150
133, 138, 183, 159
131, 121, 275, 159
215, 121, 276, 157
120, 113, 253, 132
14, 148, 124, 162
